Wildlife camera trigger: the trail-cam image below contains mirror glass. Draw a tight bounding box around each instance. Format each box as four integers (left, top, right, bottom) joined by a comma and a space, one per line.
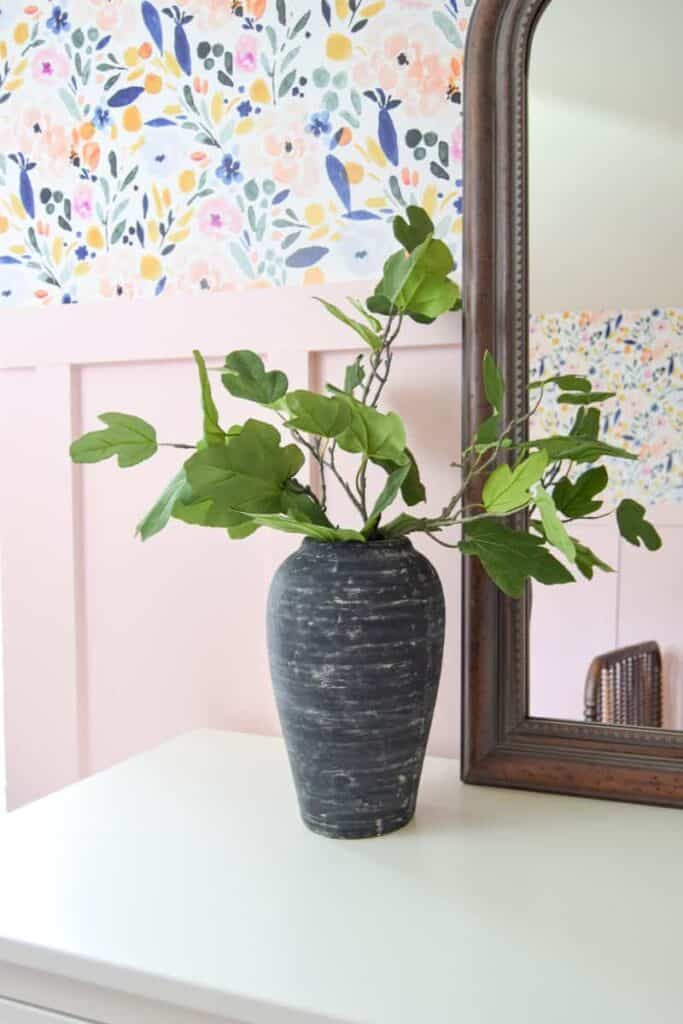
528, 0, 683, 727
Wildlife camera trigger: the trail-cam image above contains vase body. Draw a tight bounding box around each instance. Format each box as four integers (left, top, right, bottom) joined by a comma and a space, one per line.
267, 538, 445, 839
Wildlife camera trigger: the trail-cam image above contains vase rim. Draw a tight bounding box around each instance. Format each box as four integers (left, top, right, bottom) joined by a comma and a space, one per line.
301, 536, 412, 550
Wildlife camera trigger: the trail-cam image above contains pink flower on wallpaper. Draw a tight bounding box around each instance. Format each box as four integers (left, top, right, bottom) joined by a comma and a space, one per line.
15, 109, 70, 174
182, 0, 233, 31
256, 107, 320, 196
353, 24, 449, 117
31, 47, 69, 84
72, 0, 135, 34
72, 185, 94, 220
198, 198, 242, 238
235, 34, 259, 73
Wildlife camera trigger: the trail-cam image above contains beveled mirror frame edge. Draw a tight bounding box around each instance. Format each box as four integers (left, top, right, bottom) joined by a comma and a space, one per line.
460, 0, 683, 807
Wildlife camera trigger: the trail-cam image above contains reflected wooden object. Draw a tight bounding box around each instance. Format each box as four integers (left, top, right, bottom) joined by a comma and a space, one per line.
584, 642, 662, 728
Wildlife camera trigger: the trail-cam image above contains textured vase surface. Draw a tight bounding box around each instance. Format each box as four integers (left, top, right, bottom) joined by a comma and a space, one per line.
267, 538, 445, 839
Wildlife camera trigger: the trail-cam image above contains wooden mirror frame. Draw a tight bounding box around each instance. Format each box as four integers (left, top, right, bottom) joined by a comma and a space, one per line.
460, 0, 683, 807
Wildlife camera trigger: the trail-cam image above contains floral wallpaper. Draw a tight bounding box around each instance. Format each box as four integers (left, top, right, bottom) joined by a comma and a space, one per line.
530, 308, 683, 505
0, 0, 470, 307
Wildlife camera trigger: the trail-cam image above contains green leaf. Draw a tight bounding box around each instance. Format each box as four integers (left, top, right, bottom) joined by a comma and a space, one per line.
570, 407, 601, 441
185, 419, 304, 514
240, 514, 365, 543
482, 451, 549, 515
285, 390, 352, 438
529, 375, 591, 393
403, 275, 460, 322
558, 391, 616, 406
475, 412, 501, 446
343, 356, 365, 394
616, 500, 663, 552
393, 205, 434, 253
363, 463, 410, 537
380, 514, 441, 538
572, 539, 614, 580
483, 351, 504, 413
374, 449, 426, 507
460, 520, 575, 599
529, 436, 637, 463
221, 350, 289, 405
553, 467, 608, 519
136, 467, 188, 541
193, 350, 225, 445
336, 400, 407, 462
533, 486, 576, 562
70, 412, 157, 468
282, 484, 332, 527
347, 297, 382, 334
315, 298, 382, 352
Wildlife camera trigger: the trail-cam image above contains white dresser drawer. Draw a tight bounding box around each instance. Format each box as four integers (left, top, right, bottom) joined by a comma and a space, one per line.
0, 999, 96, 1022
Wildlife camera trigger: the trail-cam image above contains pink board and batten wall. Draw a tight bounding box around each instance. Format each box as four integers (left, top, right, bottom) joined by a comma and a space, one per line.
0, 284, 462, 809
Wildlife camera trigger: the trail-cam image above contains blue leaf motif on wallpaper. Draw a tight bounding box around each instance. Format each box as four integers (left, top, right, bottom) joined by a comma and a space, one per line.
0, 256, 21, 265
285, 246, 329, 269
19, 168, 35, 219
326, 155, 351, 212
141, 1, 163, 54
146, 117, 176, 127
344, 210, 380, 221
95, 34, 111, 50
174, 22, 192, 75
108, 86, 145, 107
321, 0, 332, 26
378, 108, 398, 167
272, 189, 290, 206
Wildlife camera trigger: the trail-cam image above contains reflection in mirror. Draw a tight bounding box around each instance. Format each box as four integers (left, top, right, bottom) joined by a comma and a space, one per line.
528, 0, 682, 728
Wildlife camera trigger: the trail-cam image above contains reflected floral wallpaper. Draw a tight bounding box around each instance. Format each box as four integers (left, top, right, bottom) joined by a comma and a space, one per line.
0, 0, 470, 307
530, 308, 683, 505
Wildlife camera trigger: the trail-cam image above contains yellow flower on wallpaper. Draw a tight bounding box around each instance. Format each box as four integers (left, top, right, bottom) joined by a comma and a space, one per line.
0, 0, 468, 307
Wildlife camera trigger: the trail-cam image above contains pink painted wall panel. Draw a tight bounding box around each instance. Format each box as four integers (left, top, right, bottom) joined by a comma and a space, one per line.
79, 356, 302, 776
529, 522, 620, 722
619, 529, 683, 730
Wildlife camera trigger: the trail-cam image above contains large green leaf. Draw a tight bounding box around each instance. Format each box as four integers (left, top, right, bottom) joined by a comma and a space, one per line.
553, 467, 607, 519
375, 448, 426, 507
404, 275, 460, 322
285, 391, 352, 438
529, 375, 592, 393
482, 451, 549, 515
137, 467, 188, 541
483, 351, 504, 413
193, 350, 225, 446
570, 407, 601, 440
343, 357, 365, 395
393, 205, 434, 253
533, 486, 576, 562
529, 436, 637, 463
315, 298, 382, 352
239, 514, 365, 543
221, 350, 289, 405
616, 500, 662, 551
381, 513, 441, 538
475, 412, 501, 446
363, 463, 410, 537
336, 401, 407, 462
558, 391, 616, 406
185, 419, 304, 514
282, 485, 332, 527
460, 520, 575, 598
70, 412, 158, 468
572, 538, 614, 580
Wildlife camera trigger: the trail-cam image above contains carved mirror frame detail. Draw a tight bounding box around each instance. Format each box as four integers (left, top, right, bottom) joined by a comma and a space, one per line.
461, 0, 683, 807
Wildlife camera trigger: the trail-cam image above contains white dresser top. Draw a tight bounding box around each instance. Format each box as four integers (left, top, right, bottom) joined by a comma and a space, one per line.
0, 730, 681, 1024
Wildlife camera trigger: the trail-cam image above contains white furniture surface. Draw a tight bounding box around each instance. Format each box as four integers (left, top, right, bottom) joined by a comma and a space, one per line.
0, 730, 681, 1024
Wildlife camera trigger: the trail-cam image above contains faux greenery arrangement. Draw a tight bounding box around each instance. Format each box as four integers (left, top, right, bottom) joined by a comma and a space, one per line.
70, 206, 661, 598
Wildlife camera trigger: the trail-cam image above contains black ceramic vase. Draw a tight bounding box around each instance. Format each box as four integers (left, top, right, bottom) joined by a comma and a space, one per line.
267, 538, 445, 839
